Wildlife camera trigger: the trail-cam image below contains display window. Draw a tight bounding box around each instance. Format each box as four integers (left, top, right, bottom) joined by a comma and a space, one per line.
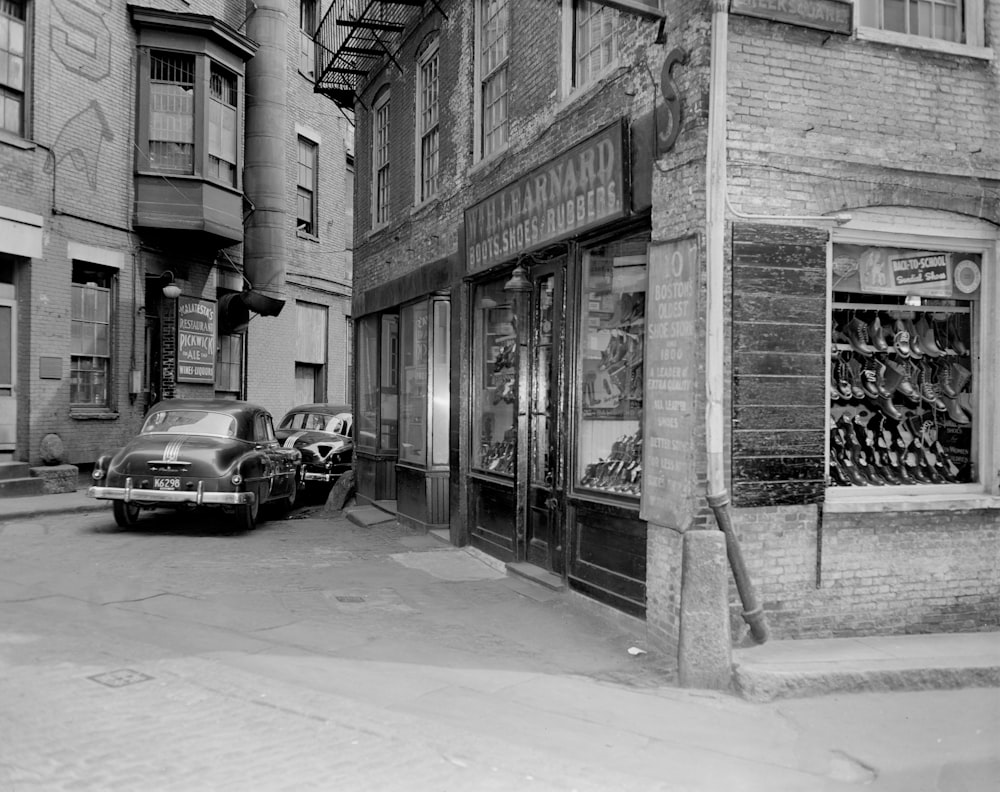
356, 313, 399, 453
575, 233, 647, 498
472, 278, 517, 475
399, 296, 450, 468
829, 245, 979, 488
356, 315, 378, 451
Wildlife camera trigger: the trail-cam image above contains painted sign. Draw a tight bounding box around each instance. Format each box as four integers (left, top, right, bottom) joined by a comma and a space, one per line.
465, 120, 629, 272
730, 0, 853, 35
641, 236, 699, 529
176, 297, 217, 383
832, 246, 982, 300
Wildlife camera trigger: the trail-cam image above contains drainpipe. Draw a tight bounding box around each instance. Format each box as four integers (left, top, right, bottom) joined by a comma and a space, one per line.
705, 0, 768, 644
243, 0, 287, 317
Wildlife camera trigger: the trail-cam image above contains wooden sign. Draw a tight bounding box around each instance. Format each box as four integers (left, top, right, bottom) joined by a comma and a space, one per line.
730, 0, 852, 35
465, 120, 629, 272
176, 297, 217, 383
641, 236, 699, 528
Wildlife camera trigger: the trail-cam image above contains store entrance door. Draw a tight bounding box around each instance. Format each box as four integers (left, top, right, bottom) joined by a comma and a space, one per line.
524, 262, 565, 574
0, 290, 15, 459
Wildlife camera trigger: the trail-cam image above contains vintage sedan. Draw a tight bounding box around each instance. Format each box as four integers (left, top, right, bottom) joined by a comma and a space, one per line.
275, 403, 353, 491
88, 399, 302, 531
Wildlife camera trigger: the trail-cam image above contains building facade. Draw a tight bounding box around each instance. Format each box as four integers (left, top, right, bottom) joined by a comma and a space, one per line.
0, 0, 352, 477
317, 0, 1000, 658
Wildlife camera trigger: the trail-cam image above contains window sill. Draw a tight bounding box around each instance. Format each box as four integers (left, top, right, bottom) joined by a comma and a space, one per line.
296, 229, 320, 243
468, 146, 510, 178
366, 222, 390, 240
824, 488, 1000, 513
855, 27, 993, 60
0, 130, 35, 151
70, 409, 120, 421
411, 196, 439, 216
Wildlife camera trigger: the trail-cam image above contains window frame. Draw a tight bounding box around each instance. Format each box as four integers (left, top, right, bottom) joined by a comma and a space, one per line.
299, 0, 318, 79
825, 211, 1000, 513
131, 8, 253, 191
854, 0, 990, 58
415, 39, 440, 205
70, 262, 116, 410
371, 88, 391, 229
296, 134, 319, 236
0, 0, 28, 138
474, 0, 510, 164
560, 0, 618, 98
214, 328, 245, 399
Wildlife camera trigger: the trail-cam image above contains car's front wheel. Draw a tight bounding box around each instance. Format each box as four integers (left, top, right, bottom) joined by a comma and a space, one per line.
113, 500, 141, 528
279, 473, 300, 513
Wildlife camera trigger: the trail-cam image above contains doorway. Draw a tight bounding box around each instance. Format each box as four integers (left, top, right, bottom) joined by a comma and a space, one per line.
524, 260, 565, 574
0, 286, 15, 459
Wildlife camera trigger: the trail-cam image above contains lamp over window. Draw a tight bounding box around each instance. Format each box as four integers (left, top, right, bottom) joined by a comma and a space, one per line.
160, 271, 181, 299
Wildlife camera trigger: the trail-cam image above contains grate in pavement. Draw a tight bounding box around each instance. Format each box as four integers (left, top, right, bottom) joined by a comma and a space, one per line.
335, 595, 365, 603
87, 669, 154, 688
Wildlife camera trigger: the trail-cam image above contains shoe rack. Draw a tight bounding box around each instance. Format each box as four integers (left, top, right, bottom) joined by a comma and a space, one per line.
829, 300, 973, 487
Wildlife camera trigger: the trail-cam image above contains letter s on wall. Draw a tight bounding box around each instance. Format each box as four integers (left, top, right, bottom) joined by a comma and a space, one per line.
657, 47, 688, 155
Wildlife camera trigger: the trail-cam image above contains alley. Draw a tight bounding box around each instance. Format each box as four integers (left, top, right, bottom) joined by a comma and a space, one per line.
0, 506, 997, 791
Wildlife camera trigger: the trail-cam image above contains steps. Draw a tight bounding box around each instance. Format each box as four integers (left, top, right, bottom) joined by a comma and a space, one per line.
0, 462, 46, 498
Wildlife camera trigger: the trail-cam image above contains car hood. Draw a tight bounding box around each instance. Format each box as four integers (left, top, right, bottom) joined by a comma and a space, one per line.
110, 434, 246, 476
276, 429, 351, 449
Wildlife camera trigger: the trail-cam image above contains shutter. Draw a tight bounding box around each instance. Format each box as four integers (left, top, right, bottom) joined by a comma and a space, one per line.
732, 223, 828, 506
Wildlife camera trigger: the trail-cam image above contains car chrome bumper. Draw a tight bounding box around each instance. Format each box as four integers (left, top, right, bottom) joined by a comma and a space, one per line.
88, 478, 255, 506
303, 471, 336, 482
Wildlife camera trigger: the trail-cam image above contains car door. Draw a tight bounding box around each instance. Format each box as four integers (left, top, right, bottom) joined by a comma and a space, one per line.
258, 412, 294, 499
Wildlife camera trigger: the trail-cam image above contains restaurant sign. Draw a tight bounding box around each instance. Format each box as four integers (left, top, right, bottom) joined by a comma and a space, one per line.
465, 120, 629, 272
729, 0, 852, 35
176, 296, 217, 383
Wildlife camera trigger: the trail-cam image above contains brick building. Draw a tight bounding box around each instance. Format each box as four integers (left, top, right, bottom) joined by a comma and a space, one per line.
0, 0, 352, 485
316, 0, 1000, 661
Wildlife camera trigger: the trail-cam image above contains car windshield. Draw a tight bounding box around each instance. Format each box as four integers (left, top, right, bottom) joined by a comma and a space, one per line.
280, 412, 349, 436
141, 410, 237, 438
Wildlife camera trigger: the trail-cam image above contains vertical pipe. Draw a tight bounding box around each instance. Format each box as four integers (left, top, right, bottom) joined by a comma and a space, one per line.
705, 0, 769, 644
244, 0, 288, 309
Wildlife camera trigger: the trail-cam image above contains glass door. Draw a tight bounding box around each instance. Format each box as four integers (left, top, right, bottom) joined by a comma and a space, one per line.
526, 261, 564, 573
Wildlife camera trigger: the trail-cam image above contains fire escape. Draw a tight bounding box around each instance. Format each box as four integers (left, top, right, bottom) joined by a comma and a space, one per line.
313, 0, 441, 108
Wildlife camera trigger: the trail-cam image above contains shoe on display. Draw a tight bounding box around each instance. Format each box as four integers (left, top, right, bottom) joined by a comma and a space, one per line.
891, 320, 912, 357
936, 361, 958, 398
846, 357, 867, 400
903, 318, 926, 359
859, 360, 881, 399
846, 317, 876, 357
948, 314, 969, 356
835, 359, 854, 400
877, 395, 904, 420
951, 362, 972, 394
946, 394, 972, 424
915, 316, 944, 358
883, 360, 919, 402
932, 317, 957, 356
868, 315, 889, 352
837, 448, 870, 486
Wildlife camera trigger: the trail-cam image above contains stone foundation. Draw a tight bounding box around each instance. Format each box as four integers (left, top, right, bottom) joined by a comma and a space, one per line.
30, 464, 79, 494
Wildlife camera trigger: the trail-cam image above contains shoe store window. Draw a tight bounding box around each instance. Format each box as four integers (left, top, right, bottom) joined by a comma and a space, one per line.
575, 234, 646, 501
355, 313, 399, 502
473, 278, 517, 476
829, 245, 980, 489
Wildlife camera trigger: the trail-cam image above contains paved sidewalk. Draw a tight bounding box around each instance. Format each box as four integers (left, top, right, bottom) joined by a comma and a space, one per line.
1, 484, 999, 702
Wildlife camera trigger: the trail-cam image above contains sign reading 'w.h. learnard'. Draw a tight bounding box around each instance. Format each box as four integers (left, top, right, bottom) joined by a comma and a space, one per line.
730, 0, 853, 35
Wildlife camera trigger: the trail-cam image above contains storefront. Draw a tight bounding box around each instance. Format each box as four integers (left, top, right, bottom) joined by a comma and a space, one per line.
464, 120, 651, 617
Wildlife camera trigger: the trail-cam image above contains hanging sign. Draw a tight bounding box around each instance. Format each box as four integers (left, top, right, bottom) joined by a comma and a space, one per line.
641, 236, 699, 529
464, 120, 629, 272
176, 297, 217, 383
730, 0, 852, 35
832, 246, 982, 299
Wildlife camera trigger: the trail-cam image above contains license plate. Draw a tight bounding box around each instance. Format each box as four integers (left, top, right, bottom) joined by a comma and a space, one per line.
154, 477, 180, 490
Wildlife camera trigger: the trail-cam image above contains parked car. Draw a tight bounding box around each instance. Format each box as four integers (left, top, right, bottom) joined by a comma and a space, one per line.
275, 403, 353, 491
88, 399, 302, 531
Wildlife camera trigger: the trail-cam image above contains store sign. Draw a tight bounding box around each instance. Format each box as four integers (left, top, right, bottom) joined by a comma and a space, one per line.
465, 120, 629, 272
597, 0, 664, 17
641, 236, 699, 529
833, 246, 982, 299
176, 297, 216, 383
730, 0, 852, 35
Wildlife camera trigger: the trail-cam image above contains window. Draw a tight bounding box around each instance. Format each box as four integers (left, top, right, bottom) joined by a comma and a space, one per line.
855, 0, 985, 51
477, 0, 510, 160
372, 90, 390, 226
299, 0, 317, 78
295, 300, 327, 403
345, 156, 354, 278
828, 244, 980, 489
472, 278, 517, 474
297, 136, 318, 235
416, 42, 439, 203
148, 52, 195, 175
346, 316, 354, 403
215, 332, 244, 398
564, 1, 617, 93
208, 66, 237, 185
0, 0, 26, 136
71, 264, 114, 408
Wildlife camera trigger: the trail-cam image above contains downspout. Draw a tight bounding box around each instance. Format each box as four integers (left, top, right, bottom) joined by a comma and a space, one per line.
243, 0, 287, 317
705, 0, 769, 644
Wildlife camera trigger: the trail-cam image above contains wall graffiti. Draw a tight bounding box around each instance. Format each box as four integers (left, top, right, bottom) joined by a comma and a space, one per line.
43, 101, 114, 191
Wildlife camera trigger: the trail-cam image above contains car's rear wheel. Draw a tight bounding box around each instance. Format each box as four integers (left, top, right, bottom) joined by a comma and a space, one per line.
280, 473, 300, 512
233, 488, 259, 531
113, 500, 141, 528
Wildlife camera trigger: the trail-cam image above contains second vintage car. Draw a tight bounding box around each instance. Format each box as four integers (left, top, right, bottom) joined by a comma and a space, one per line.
88, 399, 302, 530
275, 403, 354, 493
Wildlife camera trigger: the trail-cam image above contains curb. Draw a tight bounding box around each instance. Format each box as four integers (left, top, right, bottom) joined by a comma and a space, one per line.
732, 663, 1000, 702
